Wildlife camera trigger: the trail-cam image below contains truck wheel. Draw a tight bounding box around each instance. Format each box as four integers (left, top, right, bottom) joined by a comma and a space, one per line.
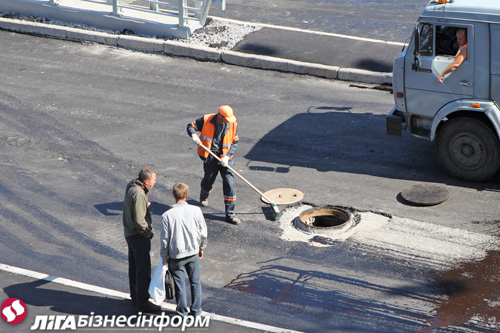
436, 117, 500, 182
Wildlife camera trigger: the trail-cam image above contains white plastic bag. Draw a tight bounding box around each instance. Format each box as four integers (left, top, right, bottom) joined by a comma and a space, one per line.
148, 258, 167, 304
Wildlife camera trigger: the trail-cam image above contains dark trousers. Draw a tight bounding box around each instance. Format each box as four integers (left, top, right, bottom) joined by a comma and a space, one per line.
126, 234, 151, 308
169, 254, 202, 316
201, 155, 236, 217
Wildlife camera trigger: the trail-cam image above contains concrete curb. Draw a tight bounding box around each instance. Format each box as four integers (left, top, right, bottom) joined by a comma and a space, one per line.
118, 34, 165, 53
221, 50, 340, 80
164, 40, 222, 62
0, 17, 392, 85
66, 27, 118, 46
338, 68, 392, 85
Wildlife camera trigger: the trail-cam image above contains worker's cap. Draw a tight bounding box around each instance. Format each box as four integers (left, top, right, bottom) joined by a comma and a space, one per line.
218, 105, 236, 122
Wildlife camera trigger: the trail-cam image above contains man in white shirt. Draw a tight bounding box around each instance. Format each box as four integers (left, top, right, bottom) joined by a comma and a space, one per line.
160, 182, 207, 316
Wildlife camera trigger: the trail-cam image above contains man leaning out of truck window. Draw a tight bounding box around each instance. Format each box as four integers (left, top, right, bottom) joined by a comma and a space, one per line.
438, 28, 467, 83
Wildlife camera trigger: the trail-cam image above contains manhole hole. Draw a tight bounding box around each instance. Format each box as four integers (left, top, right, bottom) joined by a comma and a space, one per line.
279, 204, 388, 245
294, 206, 354, 235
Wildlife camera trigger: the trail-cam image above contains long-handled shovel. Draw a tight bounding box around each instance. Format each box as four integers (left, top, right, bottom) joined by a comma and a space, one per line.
198, 143, 282, 219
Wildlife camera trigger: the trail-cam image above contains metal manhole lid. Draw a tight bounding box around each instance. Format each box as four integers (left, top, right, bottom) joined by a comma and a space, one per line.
261, 188, 305, 205
401, 184, 449, 206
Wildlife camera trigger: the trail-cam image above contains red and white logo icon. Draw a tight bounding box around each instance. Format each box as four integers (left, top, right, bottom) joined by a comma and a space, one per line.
1, 298, 27, 324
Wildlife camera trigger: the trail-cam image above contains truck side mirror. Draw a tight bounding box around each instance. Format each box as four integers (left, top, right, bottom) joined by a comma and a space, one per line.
412, 27, 421, 71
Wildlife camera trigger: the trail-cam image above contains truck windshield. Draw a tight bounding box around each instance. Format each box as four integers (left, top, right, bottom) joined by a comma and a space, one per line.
418, 23, 433, 56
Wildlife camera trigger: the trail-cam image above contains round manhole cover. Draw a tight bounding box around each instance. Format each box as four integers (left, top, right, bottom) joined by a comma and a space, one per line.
260, 188, 305, 205
401, 184, 449, 206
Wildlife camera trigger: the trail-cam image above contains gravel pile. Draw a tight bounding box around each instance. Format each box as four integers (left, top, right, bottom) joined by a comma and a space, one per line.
0, 12, 261, 50
179, 19, 261, 50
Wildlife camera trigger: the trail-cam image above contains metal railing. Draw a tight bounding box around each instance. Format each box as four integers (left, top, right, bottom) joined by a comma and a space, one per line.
48, 0, 213, 28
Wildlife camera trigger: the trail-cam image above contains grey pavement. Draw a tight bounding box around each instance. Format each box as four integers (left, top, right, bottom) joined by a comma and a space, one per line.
0, 0, 401, 85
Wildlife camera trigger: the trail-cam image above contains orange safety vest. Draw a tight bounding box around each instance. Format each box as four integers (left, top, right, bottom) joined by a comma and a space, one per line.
196, 114, 238, 159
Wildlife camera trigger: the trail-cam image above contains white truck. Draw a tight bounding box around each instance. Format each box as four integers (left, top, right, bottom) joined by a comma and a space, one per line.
387, 0, 500, 181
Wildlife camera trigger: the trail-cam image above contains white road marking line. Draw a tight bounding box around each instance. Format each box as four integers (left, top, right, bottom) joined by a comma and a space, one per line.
0, 263, 301, 333
211, 16, 406, 46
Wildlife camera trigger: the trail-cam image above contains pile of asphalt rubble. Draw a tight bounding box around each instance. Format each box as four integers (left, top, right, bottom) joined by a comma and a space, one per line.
180, 19, 261, 50
0, 12, 261, 50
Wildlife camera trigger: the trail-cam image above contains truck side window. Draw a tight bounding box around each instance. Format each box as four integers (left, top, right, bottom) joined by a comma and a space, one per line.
419, 24, 433, 56
493, 27, 500, 64
436, 26, 462, 56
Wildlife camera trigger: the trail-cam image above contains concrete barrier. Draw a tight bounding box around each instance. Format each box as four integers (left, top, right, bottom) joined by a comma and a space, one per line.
0, 0, 193, 38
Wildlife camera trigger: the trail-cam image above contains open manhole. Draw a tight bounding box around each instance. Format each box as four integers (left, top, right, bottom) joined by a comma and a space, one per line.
279, 204, 389, 245
294, 206, 354, 235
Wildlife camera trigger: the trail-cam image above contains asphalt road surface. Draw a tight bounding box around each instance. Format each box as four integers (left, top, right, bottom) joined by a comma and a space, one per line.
209, 0, 430, 43
1, 30, 500, 332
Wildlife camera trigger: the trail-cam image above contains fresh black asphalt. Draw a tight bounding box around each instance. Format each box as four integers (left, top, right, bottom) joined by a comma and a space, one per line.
232, 27, 404, 72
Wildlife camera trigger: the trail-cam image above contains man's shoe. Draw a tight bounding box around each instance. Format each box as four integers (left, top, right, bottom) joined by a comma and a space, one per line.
199, 190, 209, 207
226, 215, 241, 225
138, 302, 161, 313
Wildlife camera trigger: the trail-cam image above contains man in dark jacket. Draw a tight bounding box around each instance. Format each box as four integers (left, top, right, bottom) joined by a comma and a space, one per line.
123, 167, 159, 312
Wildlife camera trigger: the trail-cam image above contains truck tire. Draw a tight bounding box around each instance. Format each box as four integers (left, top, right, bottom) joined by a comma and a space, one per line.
436, 117, 500, 182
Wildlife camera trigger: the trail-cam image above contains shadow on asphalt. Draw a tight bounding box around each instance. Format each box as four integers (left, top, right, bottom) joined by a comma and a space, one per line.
244, 105, 500, 191
95, 201, 171, 216
222, 260, 500, 331
354, 58, 392, 72
4, 279, 138, 317
236, 43, 279, 57
223, 263, 432, 331
232, 28, 398, 72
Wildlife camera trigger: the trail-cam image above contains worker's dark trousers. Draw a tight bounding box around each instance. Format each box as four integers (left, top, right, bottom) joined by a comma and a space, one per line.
200, 155, 236, 217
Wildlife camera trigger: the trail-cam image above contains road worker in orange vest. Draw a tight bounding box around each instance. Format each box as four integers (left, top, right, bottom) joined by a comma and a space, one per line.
187, 105, 241, 225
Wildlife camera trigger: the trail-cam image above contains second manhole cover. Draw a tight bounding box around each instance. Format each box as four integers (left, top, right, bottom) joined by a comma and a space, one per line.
401, 184, 449, 206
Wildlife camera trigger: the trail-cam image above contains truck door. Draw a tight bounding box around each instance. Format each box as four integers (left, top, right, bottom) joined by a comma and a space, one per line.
491, 24, 500, 105
404, 24, 474, 119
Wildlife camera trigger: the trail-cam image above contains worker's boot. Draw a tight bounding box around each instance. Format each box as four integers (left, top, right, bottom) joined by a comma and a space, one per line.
226, 215, 241, 225
199, 190, 209, 207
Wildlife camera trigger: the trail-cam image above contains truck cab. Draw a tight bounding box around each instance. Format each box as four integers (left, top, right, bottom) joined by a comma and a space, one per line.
387, 0, 500, 181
